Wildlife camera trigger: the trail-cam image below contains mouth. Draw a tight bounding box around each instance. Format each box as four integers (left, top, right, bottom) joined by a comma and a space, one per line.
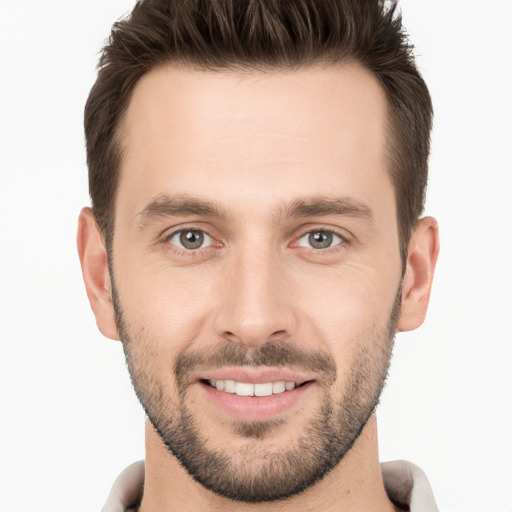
202, 379, 307, 397
196, 370, 316, 422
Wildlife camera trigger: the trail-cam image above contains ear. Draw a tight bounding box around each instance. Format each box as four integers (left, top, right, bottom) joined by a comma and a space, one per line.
77, 207, 120, 340
397, 216, 440, 332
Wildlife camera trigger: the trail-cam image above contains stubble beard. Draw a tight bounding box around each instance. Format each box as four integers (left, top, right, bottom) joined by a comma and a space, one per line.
113, 283, 400, 503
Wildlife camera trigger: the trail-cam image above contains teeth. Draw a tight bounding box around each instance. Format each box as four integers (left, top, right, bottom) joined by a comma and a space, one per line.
224, 380, 236, 393
272, 381, 286, 394
208, 379, 298, 396
254, 383, 272, 397
236, 382, 254, 396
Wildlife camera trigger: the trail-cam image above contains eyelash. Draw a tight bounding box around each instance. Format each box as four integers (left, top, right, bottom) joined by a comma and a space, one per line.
162, 226, 350, 256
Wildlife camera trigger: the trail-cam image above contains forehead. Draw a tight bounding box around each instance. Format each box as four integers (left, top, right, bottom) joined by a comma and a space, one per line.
117, 63, 393, 223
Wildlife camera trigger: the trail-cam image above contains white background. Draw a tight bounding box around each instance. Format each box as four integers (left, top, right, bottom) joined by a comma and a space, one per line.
0, 1, 511, 511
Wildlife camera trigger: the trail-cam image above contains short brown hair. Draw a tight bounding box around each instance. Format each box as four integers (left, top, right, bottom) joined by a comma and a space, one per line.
85, 0, 433, 261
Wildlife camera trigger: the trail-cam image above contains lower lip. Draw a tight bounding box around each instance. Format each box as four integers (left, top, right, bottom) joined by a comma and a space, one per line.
199, 381, 314, 421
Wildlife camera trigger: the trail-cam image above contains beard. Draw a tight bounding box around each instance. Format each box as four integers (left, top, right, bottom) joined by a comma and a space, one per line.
113, 282, 401, 503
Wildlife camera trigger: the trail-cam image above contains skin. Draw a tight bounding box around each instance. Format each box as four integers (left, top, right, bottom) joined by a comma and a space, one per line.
78, 63, 439, 511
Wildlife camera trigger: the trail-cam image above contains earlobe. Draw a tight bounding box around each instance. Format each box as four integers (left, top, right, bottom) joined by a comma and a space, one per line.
397, 217, 440, 332
77, 207, 120, 341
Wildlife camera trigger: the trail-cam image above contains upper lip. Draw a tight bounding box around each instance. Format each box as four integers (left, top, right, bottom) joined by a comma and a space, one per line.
194, 367, 315, 385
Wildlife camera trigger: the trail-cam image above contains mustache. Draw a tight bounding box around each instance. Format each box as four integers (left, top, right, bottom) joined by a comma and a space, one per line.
174, 341, 337, 386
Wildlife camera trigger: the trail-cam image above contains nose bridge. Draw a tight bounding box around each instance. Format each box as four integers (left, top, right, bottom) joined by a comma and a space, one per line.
214, 240, 296, 346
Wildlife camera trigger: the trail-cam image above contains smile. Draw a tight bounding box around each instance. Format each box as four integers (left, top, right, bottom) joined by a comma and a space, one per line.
198, 370, 315, 421
206, 379, 299, 396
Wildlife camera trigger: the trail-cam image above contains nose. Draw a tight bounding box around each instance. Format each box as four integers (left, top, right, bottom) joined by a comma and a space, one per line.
213, 245, 298, 347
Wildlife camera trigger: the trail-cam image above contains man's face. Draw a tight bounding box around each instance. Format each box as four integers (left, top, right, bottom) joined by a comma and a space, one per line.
110, 64, 403, 501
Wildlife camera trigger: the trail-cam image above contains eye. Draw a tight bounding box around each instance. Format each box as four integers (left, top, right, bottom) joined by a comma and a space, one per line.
297, 230, 344, 250
167, 229, 213, 250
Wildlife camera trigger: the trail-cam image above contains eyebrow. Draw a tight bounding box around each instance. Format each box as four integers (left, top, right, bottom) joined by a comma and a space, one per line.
137, 194, 374, 227
137, 194, 228, 227
281, 197, 374, 222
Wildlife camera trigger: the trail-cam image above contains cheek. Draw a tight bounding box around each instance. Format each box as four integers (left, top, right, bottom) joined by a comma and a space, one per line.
114, 257, 218, 359
297, 259, 399, 320
293, 263, 399, 368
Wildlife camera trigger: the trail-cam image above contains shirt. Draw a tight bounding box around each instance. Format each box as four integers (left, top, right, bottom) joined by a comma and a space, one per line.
102, 459, 438, 512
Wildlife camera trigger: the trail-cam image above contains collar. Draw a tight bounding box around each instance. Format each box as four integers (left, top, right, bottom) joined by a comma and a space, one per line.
102, 459, 438, 512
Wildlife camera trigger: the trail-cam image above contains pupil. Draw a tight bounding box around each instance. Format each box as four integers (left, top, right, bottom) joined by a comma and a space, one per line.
309, 231, 332, 249
180, 230, 204, 249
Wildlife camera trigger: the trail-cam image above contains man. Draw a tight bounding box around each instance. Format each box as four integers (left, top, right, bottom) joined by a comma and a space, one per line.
77, 0, 440, 510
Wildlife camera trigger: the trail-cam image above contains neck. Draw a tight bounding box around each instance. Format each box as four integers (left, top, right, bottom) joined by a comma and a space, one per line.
139, 414, 400, 512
